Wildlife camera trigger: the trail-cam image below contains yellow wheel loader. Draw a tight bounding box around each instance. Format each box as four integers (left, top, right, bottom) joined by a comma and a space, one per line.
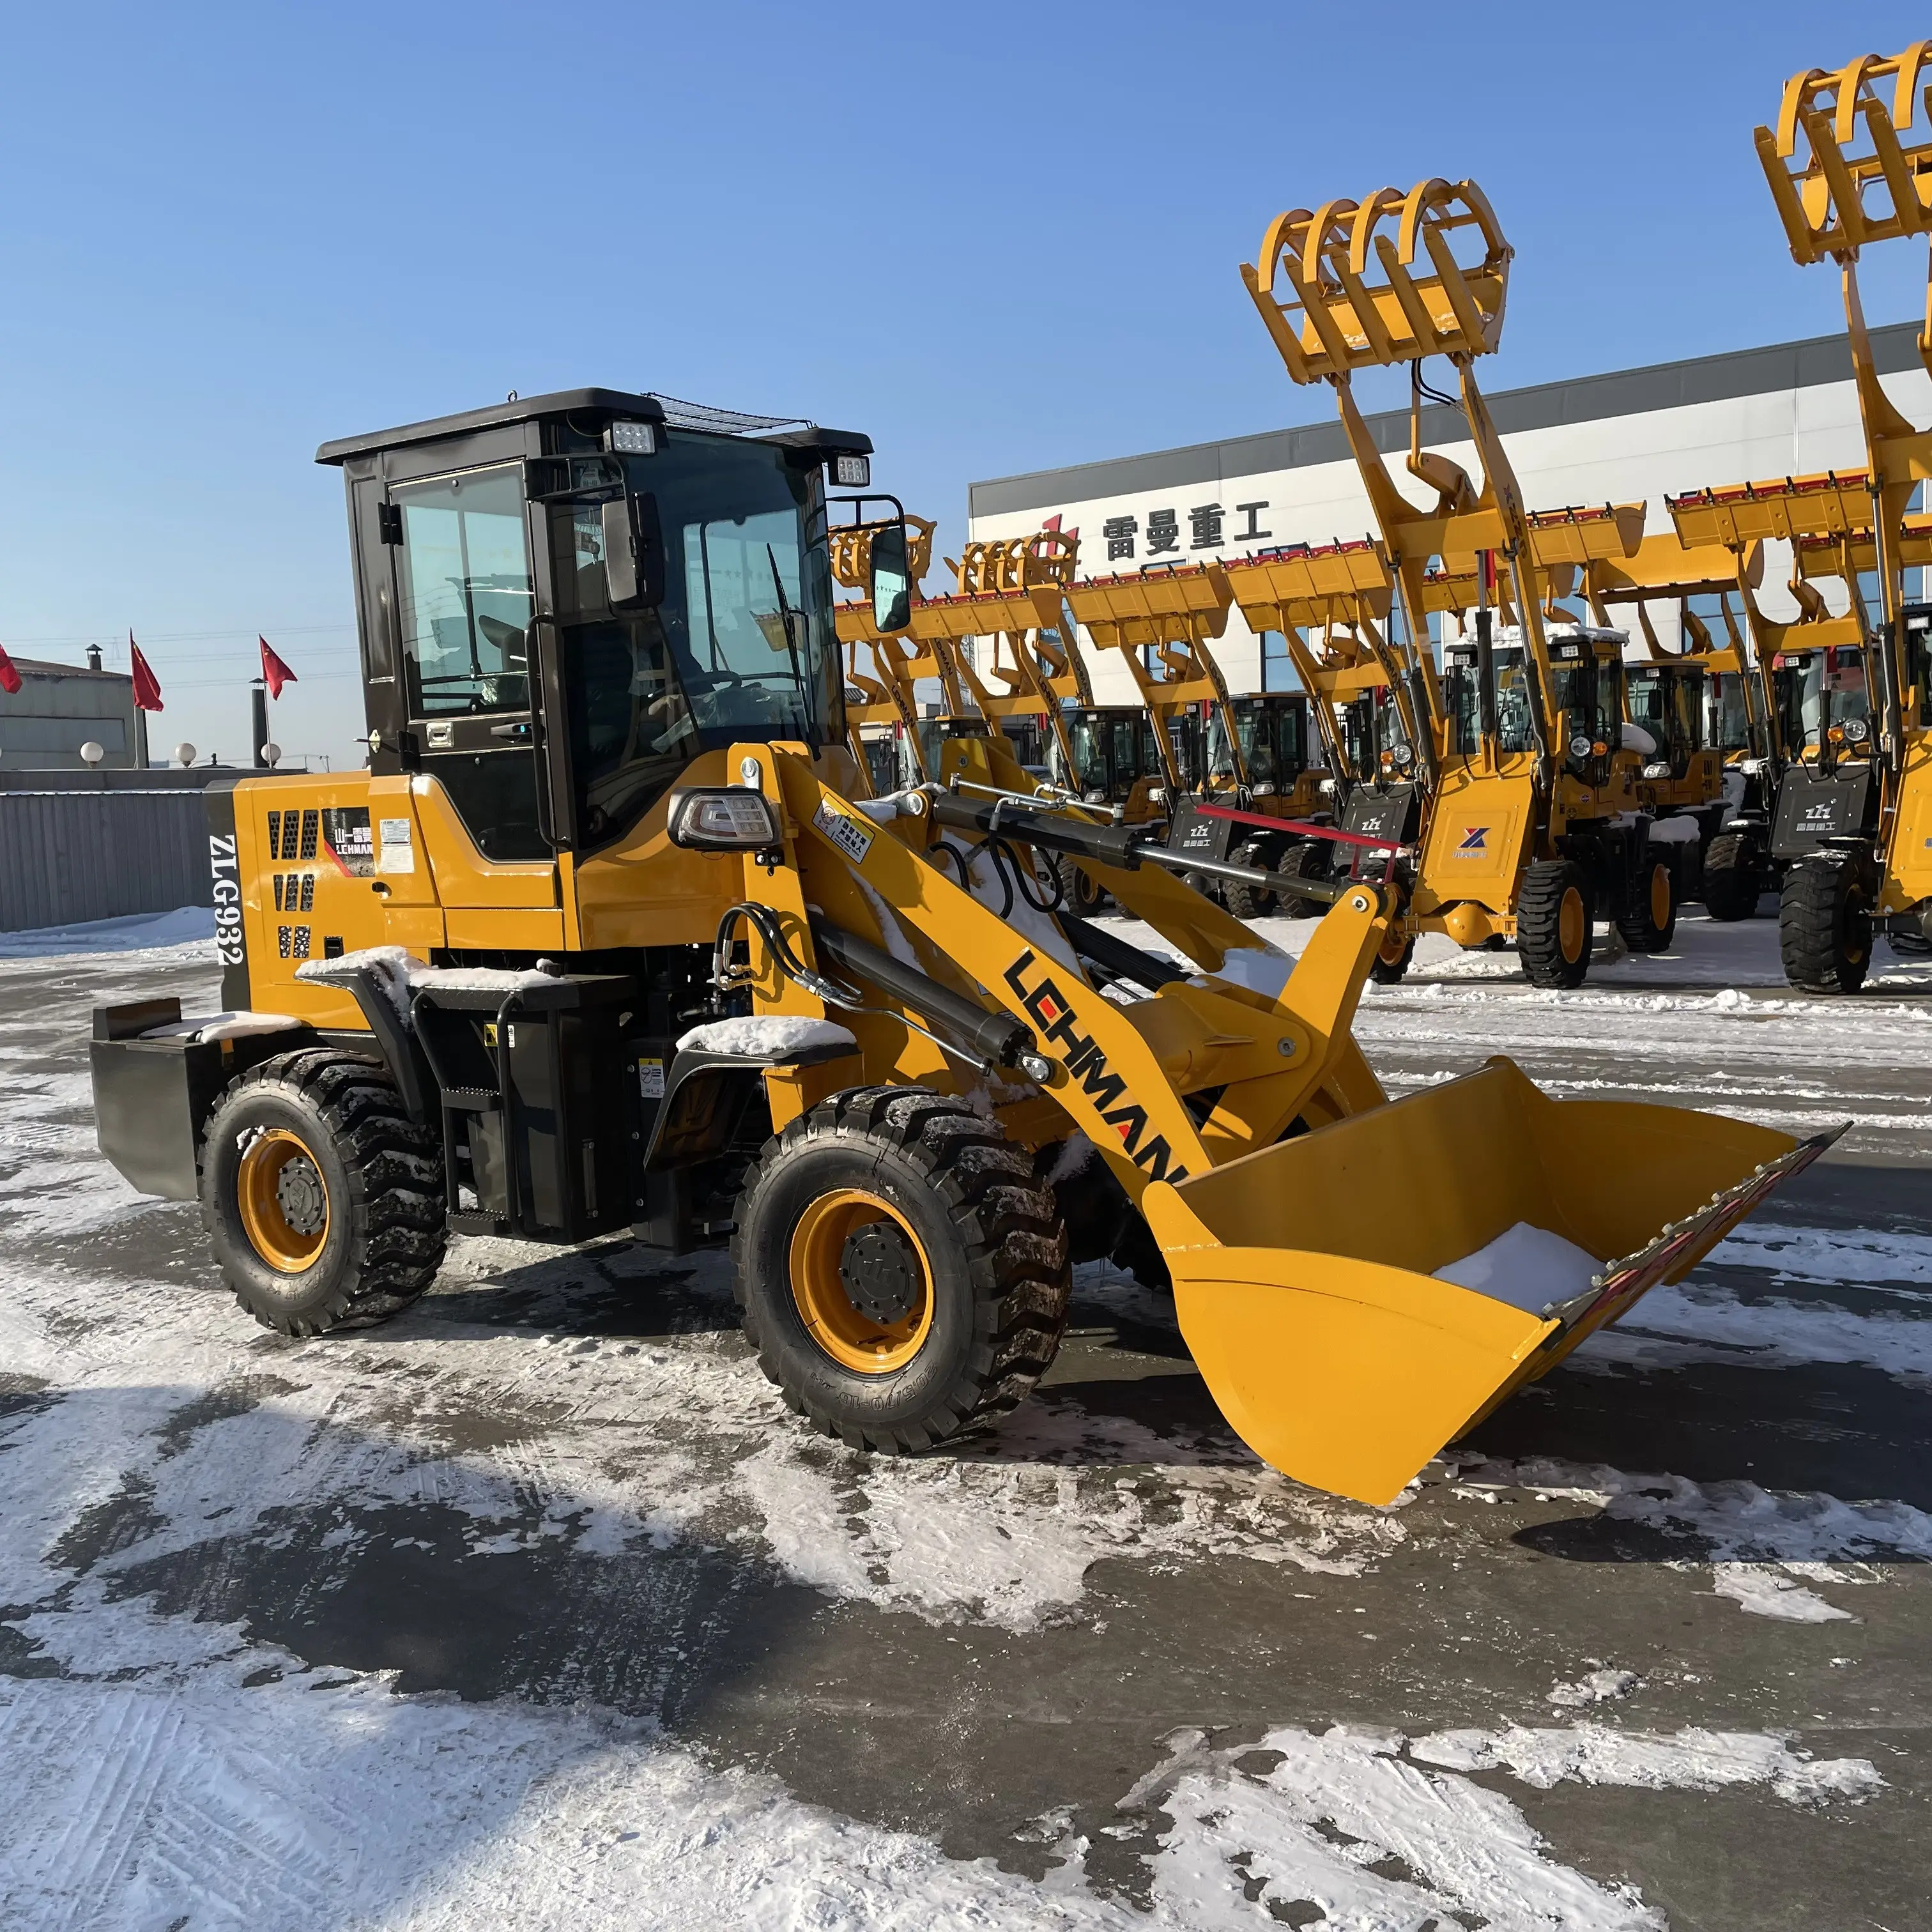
1222, 539, 1423, 965
1749, 45, 1932, 987
1581, 532, 1769, 916
1241, 180, 1680, 987
1665, 474, 1883, 933
87, 387, 1839, 1507
1064, 560, 1333, 916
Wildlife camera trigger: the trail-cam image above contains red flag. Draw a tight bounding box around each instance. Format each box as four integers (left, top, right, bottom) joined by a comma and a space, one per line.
129, 632, 164, 712
259, 636, 297, 699
0, 640, 20, 696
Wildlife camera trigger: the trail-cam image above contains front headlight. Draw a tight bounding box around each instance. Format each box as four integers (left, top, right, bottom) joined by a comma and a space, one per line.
1643, 760, 1671, 779
1842, 717, 1871, 744
1568, 734, 1593, 760
666, 786, 781, 850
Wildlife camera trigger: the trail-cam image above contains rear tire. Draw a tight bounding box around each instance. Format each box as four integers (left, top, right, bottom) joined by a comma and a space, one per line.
199, 1050, 446, 1336
732, 1086, 1071, 1452
1369, 932, 1415, 985
1779, 855, 1873, 994
1518, 859, 1594, 988
1700, 832, 1759, 922
1616, 852, 1677, 953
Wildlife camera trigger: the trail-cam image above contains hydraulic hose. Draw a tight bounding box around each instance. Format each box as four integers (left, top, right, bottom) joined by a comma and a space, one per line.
808, 917, 1032, 1073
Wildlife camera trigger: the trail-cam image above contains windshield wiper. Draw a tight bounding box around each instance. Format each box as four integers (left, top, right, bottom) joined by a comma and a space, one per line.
764, 542, 806, 695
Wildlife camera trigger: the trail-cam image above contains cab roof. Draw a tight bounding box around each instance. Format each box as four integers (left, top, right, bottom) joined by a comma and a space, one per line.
316, 388, 871, 466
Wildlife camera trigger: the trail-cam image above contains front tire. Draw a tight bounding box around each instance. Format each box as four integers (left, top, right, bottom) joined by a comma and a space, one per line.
732, 1087, 1071, 1452
1616, 852, 1677, 953
1269, 838, 1334, 919
1700, 832, 1759, 922
1222, 840, 1277, 921
1056, 855, 1108, 918
1780, 855, 1873, 993
199, 1050, 447, 1335
1518, 859, 1594, 988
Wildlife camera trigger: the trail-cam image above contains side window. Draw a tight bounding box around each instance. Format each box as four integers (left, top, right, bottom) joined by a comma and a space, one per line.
394, 466, 535, 716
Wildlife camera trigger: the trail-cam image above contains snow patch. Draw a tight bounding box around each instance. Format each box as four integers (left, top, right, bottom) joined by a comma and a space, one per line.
0, 904, 215, 958
1435, 1222, 1601, 1315
1712, 1563, 1856, 1622
676, 1016, 859, 1057
1409, 1722, 1880, 1805
1708, 1223, 1932, 1287
1644, 814, 1702, 845
1452, 1455, 1928, 1620
139, 1011, 302, 1043
1547, 1668, 1639, 1708
296, 946, 556, 1018
1207, 944, 1293, 1002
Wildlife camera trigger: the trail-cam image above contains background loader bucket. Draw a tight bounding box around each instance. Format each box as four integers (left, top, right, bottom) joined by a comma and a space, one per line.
1141, 1058, 1836, 1506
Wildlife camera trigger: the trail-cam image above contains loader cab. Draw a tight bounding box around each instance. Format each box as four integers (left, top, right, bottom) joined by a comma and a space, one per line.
1339, 685, 1414, 786
1771, 644, 1871, 770
1905, 602, 1932, 728
318, 388, 866, 860
1625, 661, 1705, 781
1230, 692, 1310, 796
1057, 705, 1161, 804
1545, 633, 1626, 786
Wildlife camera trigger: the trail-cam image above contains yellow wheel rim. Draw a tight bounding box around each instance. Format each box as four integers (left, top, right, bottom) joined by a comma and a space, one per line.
789, 1187, 933, 1375
1650, 863, 1671, 931
1378, 928, 1409, 965
1558, 885, 1586, 963
236, 1128, 331, 1274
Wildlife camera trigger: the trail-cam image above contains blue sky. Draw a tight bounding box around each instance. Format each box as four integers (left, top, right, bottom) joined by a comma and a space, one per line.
2, 2, 1928, 767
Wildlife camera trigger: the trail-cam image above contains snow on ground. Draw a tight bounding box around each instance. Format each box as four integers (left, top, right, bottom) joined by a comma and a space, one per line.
0, 904, 215, 958
0, 907, 1922, 1924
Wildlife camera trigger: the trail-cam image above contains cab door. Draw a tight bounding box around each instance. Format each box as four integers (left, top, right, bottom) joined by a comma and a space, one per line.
389, 463, 551, 863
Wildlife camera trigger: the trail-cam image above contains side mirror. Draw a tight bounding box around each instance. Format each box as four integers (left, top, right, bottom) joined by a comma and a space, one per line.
603, 493, 665, 610
870, 521, 912, 634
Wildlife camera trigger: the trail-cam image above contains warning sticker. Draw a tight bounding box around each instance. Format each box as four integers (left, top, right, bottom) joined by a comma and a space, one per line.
812, 799, 874, 865
377, 816, 417, 875
637, 1057, 666, 1101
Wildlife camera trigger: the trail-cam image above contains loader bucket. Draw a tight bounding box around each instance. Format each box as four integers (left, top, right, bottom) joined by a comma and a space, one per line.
1141, 1057, 1843, 1506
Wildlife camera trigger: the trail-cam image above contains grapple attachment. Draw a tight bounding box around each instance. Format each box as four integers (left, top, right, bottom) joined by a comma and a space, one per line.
1142, 1058, 1841, 1506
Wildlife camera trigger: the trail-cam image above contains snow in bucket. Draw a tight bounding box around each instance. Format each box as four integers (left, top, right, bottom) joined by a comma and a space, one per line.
1434, 1222, 1601, 1315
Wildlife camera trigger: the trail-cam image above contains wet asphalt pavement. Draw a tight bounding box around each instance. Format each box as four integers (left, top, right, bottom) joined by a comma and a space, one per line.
2, 924, 1929, 1929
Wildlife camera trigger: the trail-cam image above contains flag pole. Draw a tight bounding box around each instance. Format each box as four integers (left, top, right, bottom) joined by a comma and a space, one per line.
252, 681, 269, 769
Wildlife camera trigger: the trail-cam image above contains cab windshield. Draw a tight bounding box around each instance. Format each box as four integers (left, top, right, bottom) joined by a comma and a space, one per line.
1341, 687, 1411, 778
555, 431, 840, 843
1445, 647, 1536, 756
1062, 712, 1110, 793
1625, 664, 1701, 775
1773, 647, 1869, 758
1202, 709, 1239, 785
1235, 698, 1306, 785
1703, 671, 1754, 755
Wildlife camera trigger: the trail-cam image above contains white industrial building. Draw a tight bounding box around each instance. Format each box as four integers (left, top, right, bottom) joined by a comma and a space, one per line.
967, 322, 1931, 704
0, 650, 150, 769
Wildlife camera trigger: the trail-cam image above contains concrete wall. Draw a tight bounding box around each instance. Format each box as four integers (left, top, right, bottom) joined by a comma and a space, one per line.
967, 324, 1927, 706
0, 788, 212, 932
